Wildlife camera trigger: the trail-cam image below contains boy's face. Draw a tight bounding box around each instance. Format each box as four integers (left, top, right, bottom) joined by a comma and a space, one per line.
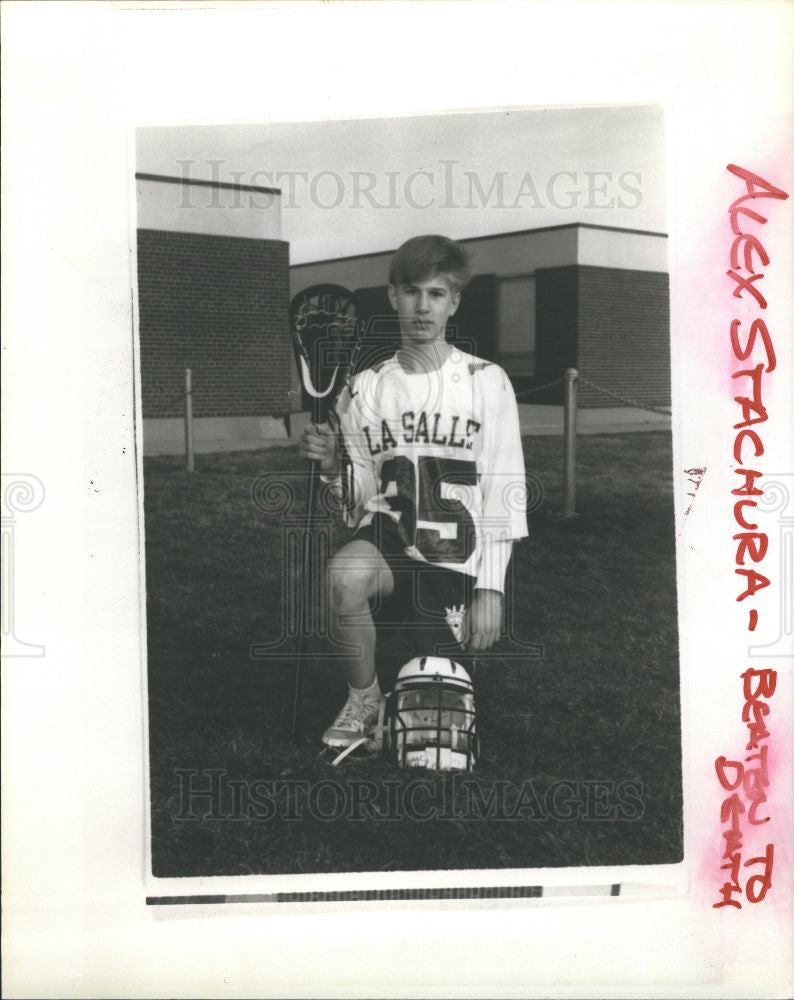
388, 273, 461, 346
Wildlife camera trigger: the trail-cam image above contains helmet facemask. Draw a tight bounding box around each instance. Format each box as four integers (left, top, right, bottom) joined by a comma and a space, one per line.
388, 657, 477, 771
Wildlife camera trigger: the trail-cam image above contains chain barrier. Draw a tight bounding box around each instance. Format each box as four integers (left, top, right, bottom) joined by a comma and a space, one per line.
515, 372, 670, 416
514, 376, 566, 400
576, 376, 672, 417
158, 389, 190, 409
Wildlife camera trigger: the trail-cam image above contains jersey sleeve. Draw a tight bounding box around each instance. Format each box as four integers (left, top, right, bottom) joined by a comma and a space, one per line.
479, 365, 529, 544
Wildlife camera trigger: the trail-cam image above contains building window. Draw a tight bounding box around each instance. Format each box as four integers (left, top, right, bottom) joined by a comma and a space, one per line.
497, 275, 535, 376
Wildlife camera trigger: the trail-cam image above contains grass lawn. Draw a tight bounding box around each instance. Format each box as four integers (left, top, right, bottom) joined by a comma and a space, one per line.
144, 431, 682, 877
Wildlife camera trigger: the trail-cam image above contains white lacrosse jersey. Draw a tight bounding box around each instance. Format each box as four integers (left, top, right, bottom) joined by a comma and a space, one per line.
332, 349, 528, 581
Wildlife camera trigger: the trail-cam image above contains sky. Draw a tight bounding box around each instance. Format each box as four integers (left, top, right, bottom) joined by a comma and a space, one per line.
137, 105, 666, 263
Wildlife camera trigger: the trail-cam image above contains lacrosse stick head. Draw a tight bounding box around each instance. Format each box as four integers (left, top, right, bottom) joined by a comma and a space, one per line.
290, 284, 361, 422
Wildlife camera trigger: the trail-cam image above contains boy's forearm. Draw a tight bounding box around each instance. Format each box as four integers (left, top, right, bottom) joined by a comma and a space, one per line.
474, 538, 514, 594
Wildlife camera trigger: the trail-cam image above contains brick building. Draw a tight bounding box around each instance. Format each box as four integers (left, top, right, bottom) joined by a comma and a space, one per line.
136, 197, 670, 454
290, 224, 670, 412
136, 172, 291, 453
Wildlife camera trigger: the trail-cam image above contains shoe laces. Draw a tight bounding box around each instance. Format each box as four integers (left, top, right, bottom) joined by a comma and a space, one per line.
335, 691, 378, 731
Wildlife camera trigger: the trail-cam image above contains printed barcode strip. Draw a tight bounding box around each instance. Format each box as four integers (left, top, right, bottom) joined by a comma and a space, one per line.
146, 883, 626, 906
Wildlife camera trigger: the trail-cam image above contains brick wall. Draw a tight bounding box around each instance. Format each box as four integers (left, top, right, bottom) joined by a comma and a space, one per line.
576, 266, 670, 409
532, 265, 670, 408
137, 229, 291, 418
532, 266, 579, 404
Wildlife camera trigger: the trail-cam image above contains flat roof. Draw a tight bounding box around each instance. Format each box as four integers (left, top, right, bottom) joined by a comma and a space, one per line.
291, 222, 668, 269
135, 172, 281, 196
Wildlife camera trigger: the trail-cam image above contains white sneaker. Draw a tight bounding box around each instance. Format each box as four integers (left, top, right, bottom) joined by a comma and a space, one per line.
323, 689, 381, 748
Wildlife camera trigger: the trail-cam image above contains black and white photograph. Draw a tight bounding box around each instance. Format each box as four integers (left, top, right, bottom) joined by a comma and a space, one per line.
136, 108, 682, 883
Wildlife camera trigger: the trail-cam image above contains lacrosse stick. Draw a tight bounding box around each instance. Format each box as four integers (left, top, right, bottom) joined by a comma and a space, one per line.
289, 284, 362, 740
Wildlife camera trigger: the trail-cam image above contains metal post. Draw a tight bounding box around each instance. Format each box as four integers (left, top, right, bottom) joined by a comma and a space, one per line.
563, 368, 578, 517
184, 367, 195, 473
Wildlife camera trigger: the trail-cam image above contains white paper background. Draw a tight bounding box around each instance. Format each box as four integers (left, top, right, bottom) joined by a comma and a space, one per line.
2, 1, 792, 997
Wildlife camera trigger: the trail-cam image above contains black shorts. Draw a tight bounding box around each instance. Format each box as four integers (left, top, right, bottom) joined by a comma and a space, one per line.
354, 513, 475, 658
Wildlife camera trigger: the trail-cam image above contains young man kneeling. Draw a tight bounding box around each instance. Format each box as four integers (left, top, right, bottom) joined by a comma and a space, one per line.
299, 235, 528, 749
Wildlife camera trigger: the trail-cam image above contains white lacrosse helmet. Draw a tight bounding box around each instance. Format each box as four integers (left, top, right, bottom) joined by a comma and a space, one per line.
386, 656, 477, 771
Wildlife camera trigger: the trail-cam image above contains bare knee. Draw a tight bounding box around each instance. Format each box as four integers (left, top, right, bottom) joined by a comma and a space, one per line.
327, 559, 373, 613
326, 544, 392, 614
